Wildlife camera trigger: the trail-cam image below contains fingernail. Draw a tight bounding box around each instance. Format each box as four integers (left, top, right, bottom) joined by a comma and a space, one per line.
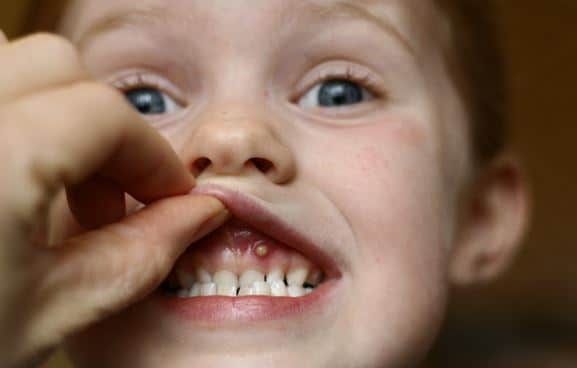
194, 208, 230, 240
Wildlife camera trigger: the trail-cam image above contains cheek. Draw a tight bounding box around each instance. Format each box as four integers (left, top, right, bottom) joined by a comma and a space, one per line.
305, 117, 452, 361
308, 116, 451, 257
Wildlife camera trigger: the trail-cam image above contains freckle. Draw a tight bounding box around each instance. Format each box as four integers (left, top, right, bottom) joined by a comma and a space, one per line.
255, 244, 269, 257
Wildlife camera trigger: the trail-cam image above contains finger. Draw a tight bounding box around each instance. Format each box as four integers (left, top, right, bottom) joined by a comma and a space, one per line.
36, 195, 229, 345
0, 29, 7, 43
0, 33, 88, 103
0, 82, 195, 228
65, 175, 126, 229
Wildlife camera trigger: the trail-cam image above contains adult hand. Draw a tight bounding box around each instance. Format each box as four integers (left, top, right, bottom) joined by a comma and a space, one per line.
0, 32, 229, 367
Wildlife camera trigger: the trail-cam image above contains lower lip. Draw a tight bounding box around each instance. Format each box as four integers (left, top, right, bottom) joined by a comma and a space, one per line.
154, 279, 339, 323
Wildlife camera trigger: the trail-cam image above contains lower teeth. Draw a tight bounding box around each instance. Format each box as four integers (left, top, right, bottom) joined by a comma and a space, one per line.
164, 281, 317, 298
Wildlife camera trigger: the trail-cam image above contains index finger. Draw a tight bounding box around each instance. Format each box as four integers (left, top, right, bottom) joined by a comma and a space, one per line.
3, 82, 195, 228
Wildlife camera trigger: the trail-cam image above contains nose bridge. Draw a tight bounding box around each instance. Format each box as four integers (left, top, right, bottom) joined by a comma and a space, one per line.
184, 107, 296, 184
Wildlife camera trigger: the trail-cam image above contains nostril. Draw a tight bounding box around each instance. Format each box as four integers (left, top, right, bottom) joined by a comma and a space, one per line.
192, 157, 211, 177
250, 158, 273, 174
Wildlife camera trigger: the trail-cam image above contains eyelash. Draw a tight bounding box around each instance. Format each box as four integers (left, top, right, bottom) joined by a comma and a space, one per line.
111, 73, 184, 104
296, 64, 386, 102
111, 65, 385, 106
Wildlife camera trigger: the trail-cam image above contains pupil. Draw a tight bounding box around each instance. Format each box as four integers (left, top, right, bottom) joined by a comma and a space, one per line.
318, 80, 363, 107
125, 88, 166, 114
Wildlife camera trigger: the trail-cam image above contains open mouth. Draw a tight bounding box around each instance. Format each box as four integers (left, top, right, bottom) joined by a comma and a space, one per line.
160, 217, 326, 298
153, 185, 341, 322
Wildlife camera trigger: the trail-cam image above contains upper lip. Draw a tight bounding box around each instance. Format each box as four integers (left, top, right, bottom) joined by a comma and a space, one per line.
190, 184, 340, 278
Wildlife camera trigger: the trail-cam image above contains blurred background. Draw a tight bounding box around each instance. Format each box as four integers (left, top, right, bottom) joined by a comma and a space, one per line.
1, 1, 576, 367
426, 1, 577, 367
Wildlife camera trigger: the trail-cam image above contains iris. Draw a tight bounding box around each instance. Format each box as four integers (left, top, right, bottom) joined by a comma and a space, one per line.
318, 80, 363, 107
125, 88, 167, 115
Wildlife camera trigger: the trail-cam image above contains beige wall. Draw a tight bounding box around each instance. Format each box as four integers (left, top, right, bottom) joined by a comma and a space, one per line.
1, 0, 576, 367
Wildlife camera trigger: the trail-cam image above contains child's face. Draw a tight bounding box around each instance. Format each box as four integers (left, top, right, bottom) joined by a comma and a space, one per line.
53, 0, 478, 366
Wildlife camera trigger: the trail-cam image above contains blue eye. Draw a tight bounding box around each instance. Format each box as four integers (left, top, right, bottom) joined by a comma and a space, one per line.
298, 79, 373, 108
124, 88, 181, 115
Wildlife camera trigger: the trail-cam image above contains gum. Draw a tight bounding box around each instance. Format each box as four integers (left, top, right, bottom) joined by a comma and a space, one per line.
174, 218, 317, 277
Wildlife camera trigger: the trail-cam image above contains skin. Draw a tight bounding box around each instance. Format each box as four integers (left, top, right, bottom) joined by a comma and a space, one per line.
0, 27, 230, 368
0, 0, 529, 367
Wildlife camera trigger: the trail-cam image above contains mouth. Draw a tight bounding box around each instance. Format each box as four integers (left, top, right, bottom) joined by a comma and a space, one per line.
154, 184, 341, 321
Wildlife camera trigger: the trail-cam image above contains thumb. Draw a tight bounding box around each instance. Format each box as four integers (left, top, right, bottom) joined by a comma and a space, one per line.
32, 195, 229, 348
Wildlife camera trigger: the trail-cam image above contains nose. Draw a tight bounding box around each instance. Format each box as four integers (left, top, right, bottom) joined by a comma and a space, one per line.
183, 110, 296, 184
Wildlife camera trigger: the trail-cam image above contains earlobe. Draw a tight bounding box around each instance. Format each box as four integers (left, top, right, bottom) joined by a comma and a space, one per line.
449, 154, 531, 286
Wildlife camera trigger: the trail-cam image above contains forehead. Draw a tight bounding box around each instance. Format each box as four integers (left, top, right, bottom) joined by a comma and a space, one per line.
65, 0, 414, 22
61, 0, 443, 55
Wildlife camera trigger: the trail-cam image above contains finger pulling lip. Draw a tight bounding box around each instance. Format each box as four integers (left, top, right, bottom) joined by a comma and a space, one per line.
151, 184, 343, 323
189, 184, 342, 279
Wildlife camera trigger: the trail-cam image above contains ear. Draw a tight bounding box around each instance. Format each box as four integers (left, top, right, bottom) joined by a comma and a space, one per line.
449, 153, 531, 285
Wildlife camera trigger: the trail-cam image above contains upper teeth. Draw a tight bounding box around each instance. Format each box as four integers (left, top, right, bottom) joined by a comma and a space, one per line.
287, 268, 308, 286
239, 270, 264, 288
171, 267, 323, 298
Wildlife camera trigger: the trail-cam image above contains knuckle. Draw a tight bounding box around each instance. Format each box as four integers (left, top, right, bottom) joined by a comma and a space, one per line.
29, 33, 85, 76
32, 33, 75, 55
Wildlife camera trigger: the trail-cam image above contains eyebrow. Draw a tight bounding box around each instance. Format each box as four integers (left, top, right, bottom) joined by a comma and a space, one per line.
74, 7, 165, 50
304, 0, 416, 56
75, 1, 416, 57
